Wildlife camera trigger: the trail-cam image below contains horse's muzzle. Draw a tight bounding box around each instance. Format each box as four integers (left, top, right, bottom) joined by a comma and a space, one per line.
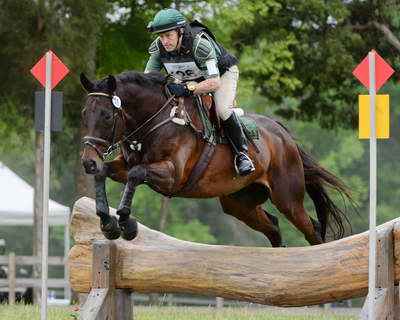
82, 159, 99, 175
82, 144, 104, 175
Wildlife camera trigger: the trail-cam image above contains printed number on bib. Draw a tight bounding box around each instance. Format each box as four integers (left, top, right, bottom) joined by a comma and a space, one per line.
164, 62, 203, 81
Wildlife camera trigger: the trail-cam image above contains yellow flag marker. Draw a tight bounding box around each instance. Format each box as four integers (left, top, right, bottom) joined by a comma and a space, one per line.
359, 94, 390, 139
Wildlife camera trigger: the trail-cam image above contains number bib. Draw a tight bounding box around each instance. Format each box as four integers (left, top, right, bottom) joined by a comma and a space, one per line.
164, 61, 203, 81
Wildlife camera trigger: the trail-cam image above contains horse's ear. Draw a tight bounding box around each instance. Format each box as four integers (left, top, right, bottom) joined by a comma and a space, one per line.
107, 75, 117, 93
80, 73, 94, 92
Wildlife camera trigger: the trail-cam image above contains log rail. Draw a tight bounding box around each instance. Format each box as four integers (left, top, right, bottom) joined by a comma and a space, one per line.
69, 197, 400, 311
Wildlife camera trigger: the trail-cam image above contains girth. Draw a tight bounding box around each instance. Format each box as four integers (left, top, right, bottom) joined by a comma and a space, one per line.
167, 132, 216, 198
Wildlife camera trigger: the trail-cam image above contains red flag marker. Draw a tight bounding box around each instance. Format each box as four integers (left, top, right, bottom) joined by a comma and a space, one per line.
352, 49, 394, 92
30, 50, 69, 89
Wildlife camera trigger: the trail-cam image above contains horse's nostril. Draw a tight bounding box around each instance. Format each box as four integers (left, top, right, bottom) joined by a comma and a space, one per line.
89, 160, 97, 172
83, 159, 97, 174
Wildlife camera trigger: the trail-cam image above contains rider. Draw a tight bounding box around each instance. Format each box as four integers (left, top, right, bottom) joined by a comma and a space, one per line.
145, 8, 255, 176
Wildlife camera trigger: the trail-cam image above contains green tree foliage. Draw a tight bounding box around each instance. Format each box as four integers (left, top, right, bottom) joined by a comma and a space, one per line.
0, 0, 108, 204
97, 0, 178, 74
205, 0, 400, 129
1, 1, 400, 254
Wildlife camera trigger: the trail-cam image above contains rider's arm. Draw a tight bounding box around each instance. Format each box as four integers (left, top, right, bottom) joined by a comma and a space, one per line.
144, 39, 163, 73
192, 37, 221, 94
192, 75, 220, 94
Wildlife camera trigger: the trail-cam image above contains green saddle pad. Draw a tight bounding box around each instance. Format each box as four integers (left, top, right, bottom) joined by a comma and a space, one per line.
240, 116, 259, 140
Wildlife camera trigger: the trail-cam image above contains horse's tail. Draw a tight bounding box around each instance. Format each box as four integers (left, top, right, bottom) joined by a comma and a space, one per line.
275, 121, 352, 240
297, 146, 353, 240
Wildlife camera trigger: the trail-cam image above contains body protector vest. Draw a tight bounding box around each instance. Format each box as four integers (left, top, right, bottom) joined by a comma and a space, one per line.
157, 20, 239, 82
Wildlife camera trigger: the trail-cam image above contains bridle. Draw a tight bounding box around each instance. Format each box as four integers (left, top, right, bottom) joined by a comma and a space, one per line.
83, 90, 179, 161
83, 92, 125, 161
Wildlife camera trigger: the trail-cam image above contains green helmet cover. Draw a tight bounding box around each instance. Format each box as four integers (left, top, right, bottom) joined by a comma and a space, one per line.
147, 8, 186, 34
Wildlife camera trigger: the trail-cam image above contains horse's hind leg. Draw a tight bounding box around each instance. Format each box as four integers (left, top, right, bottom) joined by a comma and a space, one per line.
219, 195, 283, 247
270, 169, 323, 245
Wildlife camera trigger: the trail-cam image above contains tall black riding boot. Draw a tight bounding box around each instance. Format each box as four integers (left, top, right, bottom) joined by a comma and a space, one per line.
222, 112, 255, 176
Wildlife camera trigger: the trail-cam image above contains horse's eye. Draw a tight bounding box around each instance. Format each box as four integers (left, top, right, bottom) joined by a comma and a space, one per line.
104, 114, 112, 121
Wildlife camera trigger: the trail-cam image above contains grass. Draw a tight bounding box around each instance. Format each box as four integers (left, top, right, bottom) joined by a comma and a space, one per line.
0, 305, 358, 320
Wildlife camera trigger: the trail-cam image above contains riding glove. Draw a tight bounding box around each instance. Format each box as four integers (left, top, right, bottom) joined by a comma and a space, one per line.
168, 83, 192, 97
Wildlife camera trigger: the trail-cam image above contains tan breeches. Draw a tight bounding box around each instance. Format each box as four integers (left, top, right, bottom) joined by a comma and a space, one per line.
214, 65, 239, 121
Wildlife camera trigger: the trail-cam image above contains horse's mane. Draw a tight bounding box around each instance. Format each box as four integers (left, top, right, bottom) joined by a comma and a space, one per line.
120, 71, 167, 87
92, 71, 168, 92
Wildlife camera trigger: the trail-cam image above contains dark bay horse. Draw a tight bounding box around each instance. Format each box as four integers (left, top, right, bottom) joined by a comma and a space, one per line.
80, 71, 351, 247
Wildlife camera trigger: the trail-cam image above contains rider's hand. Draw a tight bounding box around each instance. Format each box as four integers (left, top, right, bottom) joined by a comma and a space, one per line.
168, 83, 192, 97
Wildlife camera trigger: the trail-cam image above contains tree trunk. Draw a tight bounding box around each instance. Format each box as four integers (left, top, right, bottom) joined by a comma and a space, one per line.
71, 17, 103, 302
158, 196, 169, 234
73, 22, 98, 201
33, 132, 44, 304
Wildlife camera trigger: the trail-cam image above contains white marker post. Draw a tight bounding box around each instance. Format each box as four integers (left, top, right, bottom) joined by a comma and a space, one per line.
41, 51, 52, 320
367, 51, 377, 320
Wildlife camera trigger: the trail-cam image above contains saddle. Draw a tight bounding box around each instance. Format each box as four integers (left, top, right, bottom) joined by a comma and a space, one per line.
189, 94, 260, 145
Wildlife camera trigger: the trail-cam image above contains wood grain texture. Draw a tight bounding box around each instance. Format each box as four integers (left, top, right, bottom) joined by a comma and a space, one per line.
69, 197, 400, 307
78, 241, 116, 320
360, 227, 397, 320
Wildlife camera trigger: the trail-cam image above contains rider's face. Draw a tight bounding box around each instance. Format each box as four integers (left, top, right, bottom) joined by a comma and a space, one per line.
159, 30, 180, 52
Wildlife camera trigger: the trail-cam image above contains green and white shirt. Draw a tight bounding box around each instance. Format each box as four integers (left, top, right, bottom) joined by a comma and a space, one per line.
145, 34, 221, 81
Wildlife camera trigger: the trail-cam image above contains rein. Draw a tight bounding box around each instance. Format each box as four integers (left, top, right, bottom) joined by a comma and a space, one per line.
121, 95, 177, 150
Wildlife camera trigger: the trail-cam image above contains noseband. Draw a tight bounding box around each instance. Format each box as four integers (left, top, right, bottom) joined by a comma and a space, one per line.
83, 92, 124, 161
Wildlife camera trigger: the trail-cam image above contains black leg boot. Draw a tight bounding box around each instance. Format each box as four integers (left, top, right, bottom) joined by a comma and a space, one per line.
222, 112, 255, 176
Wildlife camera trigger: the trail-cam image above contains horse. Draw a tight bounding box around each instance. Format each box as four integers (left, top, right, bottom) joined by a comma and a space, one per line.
80, 70, 352, 247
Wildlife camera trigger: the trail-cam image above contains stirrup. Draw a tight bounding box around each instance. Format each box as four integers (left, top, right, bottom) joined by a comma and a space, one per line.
234, 152, 255, 176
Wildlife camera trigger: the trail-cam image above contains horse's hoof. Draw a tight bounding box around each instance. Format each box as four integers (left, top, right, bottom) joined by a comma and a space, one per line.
119, 217, 138, 241
101, 216, 121, 240
117, 206, 131, 217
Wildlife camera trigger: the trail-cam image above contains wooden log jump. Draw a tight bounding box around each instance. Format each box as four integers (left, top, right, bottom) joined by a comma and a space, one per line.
69, 197, 400, 316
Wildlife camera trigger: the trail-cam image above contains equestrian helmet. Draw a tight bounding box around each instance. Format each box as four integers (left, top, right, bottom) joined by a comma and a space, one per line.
147, 8, 186, 34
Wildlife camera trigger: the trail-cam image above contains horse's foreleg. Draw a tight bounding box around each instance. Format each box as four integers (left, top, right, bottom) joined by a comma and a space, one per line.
117, 161, 176, 240
117, 165, 146, 240
94, 165, 120, 240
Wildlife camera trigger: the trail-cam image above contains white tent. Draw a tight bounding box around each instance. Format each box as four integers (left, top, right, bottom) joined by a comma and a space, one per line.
0, 162, 70, 299
0, 162, 70, 225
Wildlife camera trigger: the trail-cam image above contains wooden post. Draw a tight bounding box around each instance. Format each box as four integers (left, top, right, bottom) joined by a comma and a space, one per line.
216, 297, 224, 312
324, 303, 332, 313
78, 240, 132, 320
376, 227, 395, 319
79, 240, 116, 320
8, 252, 15, 305
360, 225, 398, 319
115, 289, 133, 320
396, 285, 400, 316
